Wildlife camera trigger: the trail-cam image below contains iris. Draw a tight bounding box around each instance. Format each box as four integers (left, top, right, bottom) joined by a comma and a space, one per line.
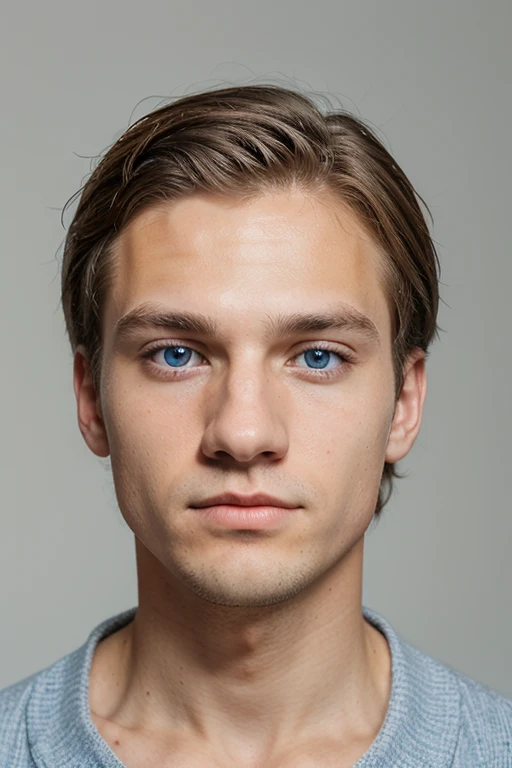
303, 349, 331, 369
163, 346, 193, 367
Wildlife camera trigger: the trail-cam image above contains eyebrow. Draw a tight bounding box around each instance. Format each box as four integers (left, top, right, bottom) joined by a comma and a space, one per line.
113, 301, 381, 347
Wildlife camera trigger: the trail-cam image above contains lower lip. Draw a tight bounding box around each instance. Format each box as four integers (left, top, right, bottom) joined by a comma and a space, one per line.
193, 505, 298, 529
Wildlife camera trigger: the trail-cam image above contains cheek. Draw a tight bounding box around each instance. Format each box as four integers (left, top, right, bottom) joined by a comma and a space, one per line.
303, 390, 390, 454
106, 371, 193, 456
103, 384, 195, 518
302, 390, 392, 508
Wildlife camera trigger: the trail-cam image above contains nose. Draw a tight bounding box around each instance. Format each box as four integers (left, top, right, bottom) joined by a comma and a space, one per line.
199, 360, 289, 466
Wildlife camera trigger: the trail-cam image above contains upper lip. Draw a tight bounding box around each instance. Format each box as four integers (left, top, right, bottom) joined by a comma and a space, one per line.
192, 492, 298, 509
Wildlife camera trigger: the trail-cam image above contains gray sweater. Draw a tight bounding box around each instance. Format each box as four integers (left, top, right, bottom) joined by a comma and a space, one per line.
1, 605, 511, 766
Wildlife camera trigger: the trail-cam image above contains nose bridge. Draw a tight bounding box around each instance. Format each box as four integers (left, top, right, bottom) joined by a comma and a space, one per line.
200, 348, 288, 463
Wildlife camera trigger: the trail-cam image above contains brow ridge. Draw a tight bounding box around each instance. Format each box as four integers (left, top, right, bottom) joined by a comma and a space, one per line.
114, 300, 380, 346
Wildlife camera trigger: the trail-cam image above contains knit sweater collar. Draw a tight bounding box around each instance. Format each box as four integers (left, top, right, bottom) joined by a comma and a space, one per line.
27, 604, 461, 767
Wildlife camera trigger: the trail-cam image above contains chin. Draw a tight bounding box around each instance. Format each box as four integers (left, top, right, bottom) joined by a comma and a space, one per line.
175, 565, 314, 609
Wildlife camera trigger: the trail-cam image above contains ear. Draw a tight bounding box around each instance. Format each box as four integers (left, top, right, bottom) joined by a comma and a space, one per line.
385, 349, 427, 464
73, 346, 110, 458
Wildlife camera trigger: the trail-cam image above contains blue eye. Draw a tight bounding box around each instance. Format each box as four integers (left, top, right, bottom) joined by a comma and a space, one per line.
163, 346, 194, 368
142, 343, 350, 377
300, 348, 337, 370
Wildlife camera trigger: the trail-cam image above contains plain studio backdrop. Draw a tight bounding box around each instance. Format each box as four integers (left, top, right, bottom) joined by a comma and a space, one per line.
1, 0, 510, 696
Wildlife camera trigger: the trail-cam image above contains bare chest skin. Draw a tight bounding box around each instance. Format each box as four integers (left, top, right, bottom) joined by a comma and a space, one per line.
91, 710, 377, 768
89, 621, 391, 768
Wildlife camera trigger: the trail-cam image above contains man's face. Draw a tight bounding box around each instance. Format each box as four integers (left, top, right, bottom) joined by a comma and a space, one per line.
91, 189, 411, 607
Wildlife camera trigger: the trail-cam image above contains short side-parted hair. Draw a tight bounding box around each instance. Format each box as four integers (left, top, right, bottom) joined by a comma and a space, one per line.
61, 84, 441, 518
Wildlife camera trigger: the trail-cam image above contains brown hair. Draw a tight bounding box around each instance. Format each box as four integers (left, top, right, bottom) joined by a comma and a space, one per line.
60, 84, 440, 518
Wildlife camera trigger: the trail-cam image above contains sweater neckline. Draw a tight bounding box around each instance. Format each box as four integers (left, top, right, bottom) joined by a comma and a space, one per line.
27, 604, 461, 767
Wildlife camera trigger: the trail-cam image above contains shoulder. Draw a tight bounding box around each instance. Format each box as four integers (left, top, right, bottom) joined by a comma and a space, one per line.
0, 608, 136, 767
449, 664, 512, 765
377, 610, 512, 767
0, 648, 82, 768
406, 640, 512, 765
0, 670, 43, 767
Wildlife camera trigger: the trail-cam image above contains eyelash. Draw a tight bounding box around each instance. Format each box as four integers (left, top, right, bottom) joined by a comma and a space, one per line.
140, 341, 355, 381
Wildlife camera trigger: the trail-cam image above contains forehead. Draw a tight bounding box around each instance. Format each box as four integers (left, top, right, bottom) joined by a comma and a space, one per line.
104, 189, 392, 343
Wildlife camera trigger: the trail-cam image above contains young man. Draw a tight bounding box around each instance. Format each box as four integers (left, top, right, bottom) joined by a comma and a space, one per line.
1, 85, 511, 767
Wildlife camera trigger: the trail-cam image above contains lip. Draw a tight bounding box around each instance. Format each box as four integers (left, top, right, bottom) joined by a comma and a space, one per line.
192, 504, 298, 530
192, 492, 297, 509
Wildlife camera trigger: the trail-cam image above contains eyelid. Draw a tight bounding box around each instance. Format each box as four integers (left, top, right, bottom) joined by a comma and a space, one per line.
140, 339, 354, 360
139, 340, 356, 386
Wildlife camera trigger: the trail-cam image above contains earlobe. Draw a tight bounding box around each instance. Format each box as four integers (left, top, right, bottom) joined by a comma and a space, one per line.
73, 346, 110, 458
384, 349, 427, 465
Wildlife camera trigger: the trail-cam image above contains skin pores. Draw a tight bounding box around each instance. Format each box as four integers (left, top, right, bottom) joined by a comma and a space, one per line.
91, 188, 404, 609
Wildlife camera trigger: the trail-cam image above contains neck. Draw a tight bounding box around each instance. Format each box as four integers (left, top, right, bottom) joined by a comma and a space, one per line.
89, 537, 391, 762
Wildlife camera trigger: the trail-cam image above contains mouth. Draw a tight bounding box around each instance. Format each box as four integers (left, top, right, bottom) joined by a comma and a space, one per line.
192, 491, 298, 509
191, 504, 300, 530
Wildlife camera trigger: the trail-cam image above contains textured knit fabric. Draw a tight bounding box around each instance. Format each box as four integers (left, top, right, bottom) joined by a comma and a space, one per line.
1, 604, 511, 766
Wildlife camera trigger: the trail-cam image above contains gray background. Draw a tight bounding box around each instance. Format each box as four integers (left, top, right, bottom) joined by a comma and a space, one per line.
1, 0, 511, 696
